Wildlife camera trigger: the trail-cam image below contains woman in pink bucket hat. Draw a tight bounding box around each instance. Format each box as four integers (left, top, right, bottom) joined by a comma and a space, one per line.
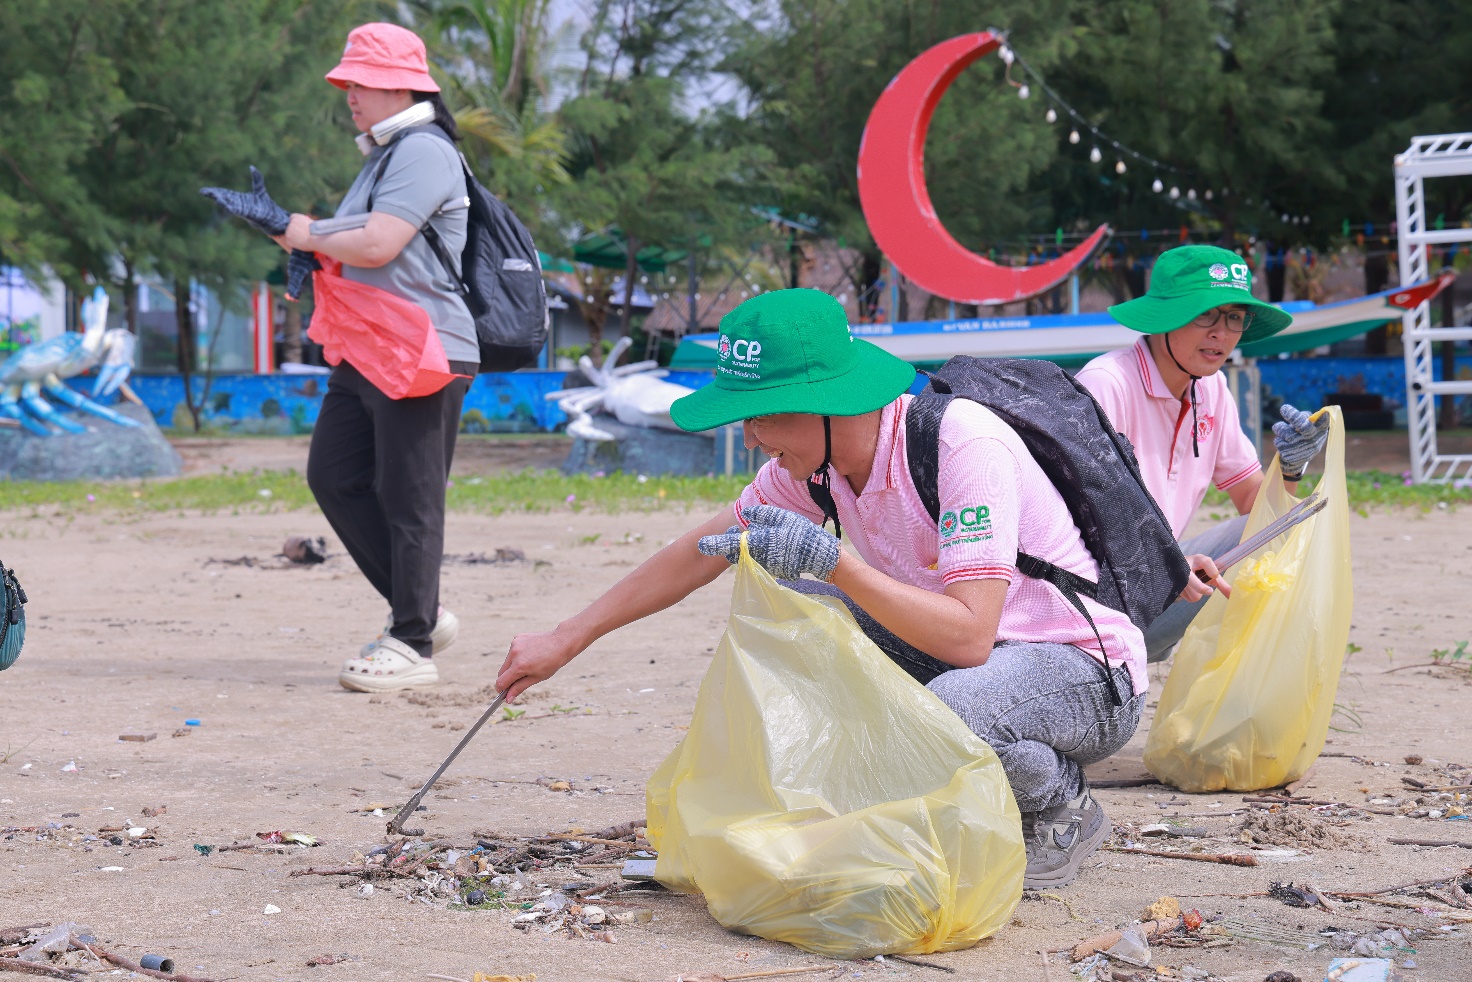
278, 22, 477, 692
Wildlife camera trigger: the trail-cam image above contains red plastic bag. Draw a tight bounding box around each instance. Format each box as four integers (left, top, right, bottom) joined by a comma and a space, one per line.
307, 257, 458, 400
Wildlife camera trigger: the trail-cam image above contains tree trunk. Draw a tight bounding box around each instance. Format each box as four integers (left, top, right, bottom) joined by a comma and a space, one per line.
613, 234, 639, 369
174, 278, 201, 431
282, 297, 303, 365
122, 258, 138, 335
1364, 251, 1389, 355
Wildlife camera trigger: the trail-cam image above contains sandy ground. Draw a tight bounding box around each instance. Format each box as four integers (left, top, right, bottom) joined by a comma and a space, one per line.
3, 453, 1472, 980
171, 434, 571, 478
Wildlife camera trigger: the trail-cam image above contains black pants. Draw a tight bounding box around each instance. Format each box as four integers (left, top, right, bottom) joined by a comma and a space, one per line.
307, 360, 473, 657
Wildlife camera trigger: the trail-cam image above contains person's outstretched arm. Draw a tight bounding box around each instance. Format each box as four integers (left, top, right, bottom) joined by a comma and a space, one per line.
495, 509, 736, 701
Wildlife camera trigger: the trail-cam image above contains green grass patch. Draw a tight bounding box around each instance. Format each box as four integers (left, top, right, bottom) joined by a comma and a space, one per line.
1200, 469, 1472, 513
0, 468, 749, 517
1, 466, 1467, 518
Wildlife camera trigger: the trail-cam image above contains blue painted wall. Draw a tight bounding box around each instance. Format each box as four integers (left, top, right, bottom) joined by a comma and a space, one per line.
117, 370, 721, 434
110, 357, 1472, 434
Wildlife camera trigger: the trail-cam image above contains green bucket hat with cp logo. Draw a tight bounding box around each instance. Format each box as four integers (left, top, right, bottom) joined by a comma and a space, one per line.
1108, 244, 1293, 347
669, 289, 916, 432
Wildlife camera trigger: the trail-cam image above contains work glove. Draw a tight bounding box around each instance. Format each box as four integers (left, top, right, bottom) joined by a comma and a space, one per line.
1272, 404, 1330, 481
698, 504, 841, 582
285, 249, 320, 301
200, 166, 291, 236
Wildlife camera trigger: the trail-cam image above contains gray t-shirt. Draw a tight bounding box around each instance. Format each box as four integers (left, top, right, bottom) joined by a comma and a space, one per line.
335, 131, 479, 364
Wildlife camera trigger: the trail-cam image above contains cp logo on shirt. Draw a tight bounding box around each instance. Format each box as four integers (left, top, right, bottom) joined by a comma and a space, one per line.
959, 505, 990, 528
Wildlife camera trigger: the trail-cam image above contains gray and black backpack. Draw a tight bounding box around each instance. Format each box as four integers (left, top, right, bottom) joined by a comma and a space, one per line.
808, 356, 1189, 704
0, 563, 26, 672
370, 126, 549, 373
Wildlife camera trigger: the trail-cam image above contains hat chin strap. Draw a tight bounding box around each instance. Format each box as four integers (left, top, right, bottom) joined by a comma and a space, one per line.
810, 415, 842, 539
1163, 333, 1202, 459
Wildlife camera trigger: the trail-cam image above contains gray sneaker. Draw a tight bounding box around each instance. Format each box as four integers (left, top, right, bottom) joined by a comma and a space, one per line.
1022, 789, 1108, 890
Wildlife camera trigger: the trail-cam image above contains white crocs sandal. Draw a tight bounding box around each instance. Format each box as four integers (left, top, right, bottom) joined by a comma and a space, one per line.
356, 606, 459, 660
339, 637, 439, 692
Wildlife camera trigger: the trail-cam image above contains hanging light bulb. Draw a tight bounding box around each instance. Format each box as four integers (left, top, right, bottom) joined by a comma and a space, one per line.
1152, 178, 1164, 193
1069, 129, 1080, 144
1089, 146, 1102, 163
999, 45, 1015, 65
1204, 189, 1214, 201
1017, 84, 1030, 99
1045, 107, 1057, 124
1169, 186, 1181, 199
1281, 213, 1290, 223
1187, 188, 1197, 201
1115, 160, 1127, 174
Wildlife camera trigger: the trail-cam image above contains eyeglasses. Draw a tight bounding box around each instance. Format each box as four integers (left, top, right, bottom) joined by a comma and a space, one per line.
1189, 307, 1253, 334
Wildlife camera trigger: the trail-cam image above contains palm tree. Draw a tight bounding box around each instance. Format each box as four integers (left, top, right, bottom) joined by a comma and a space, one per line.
409, 0, 571, 210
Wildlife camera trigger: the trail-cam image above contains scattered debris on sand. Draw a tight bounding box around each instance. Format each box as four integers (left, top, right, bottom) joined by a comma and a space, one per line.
1236, 811, 1369, 851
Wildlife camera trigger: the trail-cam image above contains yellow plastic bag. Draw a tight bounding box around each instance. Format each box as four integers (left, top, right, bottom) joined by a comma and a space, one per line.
1143, 407, 1353, 792
645, 539, 1024, 959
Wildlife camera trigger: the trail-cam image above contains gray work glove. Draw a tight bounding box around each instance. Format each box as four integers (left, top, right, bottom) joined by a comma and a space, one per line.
698, 504, 841, 582
1272, 404, 1330, 481
200, 166, 291, 236
285, 249, 320, 301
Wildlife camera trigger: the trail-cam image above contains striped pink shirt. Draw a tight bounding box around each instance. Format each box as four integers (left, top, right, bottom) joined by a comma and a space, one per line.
1076, 338, 1261, 538
735, 394, 1147, 695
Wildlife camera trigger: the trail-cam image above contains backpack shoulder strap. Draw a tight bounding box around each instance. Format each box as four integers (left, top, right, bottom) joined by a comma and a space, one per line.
904, 387, 950, 524
365, 127, 470, 298
907, 368, 1123, 705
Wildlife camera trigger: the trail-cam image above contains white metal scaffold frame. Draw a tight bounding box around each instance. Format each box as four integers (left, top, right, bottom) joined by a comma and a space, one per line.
1395, 133, 1472, 484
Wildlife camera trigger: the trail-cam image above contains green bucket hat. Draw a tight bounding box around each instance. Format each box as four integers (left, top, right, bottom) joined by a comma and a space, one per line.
669, 289, 916, 432
1108, 245, 1292, 347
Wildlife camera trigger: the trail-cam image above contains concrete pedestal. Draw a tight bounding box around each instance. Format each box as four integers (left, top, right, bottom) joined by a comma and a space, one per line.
0, 403, 183, 481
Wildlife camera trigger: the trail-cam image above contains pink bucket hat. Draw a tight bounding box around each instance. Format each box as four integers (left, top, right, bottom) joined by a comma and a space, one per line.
325, 23, 439, 92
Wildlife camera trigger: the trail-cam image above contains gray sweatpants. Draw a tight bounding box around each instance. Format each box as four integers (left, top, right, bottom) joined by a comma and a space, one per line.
1142, 514, 1250, 663
784, 580, 1144, 814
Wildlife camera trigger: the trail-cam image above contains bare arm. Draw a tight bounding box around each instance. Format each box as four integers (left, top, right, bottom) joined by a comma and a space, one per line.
830, 553, 1008, 668
495, 510, 736, 701
1227, 471, 1263, 515
273, 211, 419, 268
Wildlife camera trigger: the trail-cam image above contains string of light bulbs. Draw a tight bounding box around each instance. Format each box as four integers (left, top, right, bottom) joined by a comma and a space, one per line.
994, 34, 1217, 204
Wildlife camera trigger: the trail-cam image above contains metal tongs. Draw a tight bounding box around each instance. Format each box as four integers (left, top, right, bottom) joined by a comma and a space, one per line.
386, 691, 507, 836
1194, 492, 1327, 583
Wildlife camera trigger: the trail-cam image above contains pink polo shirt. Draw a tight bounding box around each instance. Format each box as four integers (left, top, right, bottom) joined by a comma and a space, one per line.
734, 395, 1148, 696
1076, 337, 1261, 538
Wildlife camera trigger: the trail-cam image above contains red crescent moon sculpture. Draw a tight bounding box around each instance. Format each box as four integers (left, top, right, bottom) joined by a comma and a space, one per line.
857, 32, 1110, 306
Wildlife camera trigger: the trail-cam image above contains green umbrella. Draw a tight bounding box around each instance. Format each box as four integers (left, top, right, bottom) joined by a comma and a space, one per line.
538, 250, 575, 273
572, 228, 687, 272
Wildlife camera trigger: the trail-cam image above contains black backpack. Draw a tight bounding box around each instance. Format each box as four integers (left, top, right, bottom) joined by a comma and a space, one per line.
370, 126, 548, 372
0, 562, 26, 672
807, 356, 1189, 704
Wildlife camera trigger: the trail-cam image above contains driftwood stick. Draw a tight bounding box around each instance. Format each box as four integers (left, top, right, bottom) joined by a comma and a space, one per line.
1384, 661, 1469, 674
893, 953, 957, 973
1108, 846, 1257, 866
1388, 837, 1472, 849
0, 930, 45, 947
1328, 871, 1472, 898
723, 967, 839, 981
71, 937, 217, 982
588, 819, 644, 840
0, 957, 85, 980
1284, 765, 1318, 796
1070, 917, 1183, 961
531, 834, 647, 848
